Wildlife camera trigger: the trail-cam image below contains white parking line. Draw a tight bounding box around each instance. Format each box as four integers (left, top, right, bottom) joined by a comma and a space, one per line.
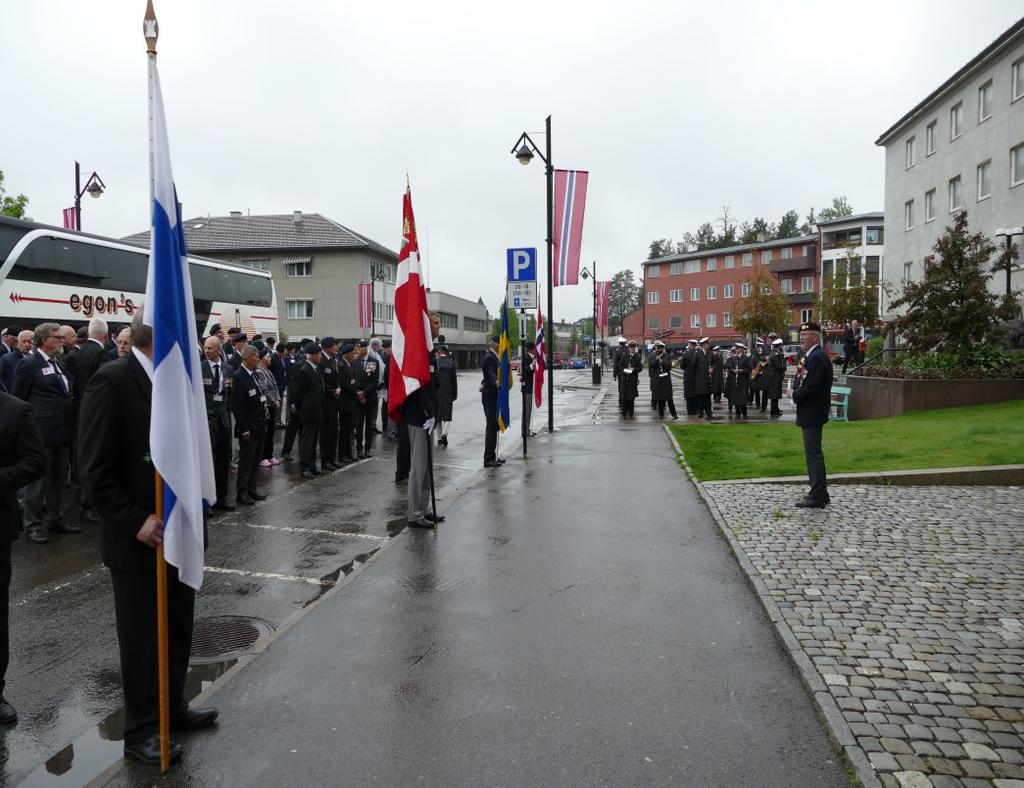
204, 566, 334, 586
227, 521, 385, 542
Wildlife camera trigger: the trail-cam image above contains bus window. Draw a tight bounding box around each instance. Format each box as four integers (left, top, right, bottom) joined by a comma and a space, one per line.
0, 224, 26, 266
237, 271, 272, 307
9, 236, 148, 293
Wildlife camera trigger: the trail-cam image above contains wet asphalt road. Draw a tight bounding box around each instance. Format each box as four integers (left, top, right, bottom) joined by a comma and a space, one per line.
3, 370, 597, 786
103, 421, 847, 787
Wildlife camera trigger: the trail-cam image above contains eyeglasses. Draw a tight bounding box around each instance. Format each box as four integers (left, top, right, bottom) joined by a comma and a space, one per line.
47, 334, 60, 339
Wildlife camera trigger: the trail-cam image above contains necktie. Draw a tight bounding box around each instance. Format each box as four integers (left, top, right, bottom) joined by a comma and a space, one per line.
50, 360, 68, 393
212, 363, 221, 393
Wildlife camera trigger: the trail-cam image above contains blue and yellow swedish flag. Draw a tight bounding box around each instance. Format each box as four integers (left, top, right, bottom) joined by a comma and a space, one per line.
497, 303, 513, 432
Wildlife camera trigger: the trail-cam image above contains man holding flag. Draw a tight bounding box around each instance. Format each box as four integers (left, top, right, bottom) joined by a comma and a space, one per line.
481, 305, 513, 467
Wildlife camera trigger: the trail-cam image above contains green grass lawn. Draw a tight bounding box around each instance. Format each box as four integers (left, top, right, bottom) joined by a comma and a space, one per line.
668, 399, 1024, 481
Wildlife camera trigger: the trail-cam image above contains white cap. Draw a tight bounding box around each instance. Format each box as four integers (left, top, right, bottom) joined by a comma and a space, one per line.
699, 336, 709, 344
772, 338, 784, 346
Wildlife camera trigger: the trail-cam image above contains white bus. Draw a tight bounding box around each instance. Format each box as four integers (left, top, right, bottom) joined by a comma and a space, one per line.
0, 216, 277, 336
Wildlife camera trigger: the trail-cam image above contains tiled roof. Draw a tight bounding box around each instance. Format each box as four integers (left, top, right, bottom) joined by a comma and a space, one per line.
122, 212, 397, 259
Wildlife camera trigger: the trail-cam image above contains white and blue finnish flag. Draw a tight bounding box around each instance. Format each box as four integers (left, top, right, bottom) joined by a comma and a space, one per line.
144, 57, 215, 591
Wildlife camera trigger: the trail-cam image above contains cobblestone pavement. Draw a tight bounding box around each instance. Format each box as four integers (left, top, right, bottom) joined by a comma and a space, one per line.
702, 482, 1024, 788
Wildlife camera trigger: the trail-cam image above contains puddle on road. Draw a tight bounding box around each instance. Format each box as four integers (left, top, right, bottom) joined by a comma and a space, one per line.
16, 661, 235, 787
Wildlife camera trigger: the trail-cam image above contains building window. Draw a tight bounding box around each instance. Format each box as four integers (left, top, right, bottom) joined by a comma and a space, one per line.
979, 80, 993, 122
780, 247, 793, 259
950, 102, 963, 140
647, 264, 660, 278
370, 260, 396, 283
977, 160, 992, 200
741, 282, 752, 297
438, 311, 458, 329
648, 316, 659, 329
684, 260, 701, 274
1013, 143, 1024, 187
723, 284, 734, 299
903, 261, 913, 283
781, 279, 793, 294
742, 253, 753, 267
286, 299, 314, 320
647, 290, 660, 305
801, 276, 814, 293
464, 316, 489, 333
926, 120, 937, 155
690, 287, 700, 301
723, 312, 732, 327
761, 250, 771, 264
905, 199, 914, 230
706, 257, 717, 271
760, 283, 772, 295
669, 289, 683, 303
690, 315, 701, 328
906, 135, 916, 168
285, 259, 312, 277
866, 226, 884, 244
670, 315, 683, 328
724, 255, 735, 269
670, 262, 684, 275
800, 308, 813, 324
948, 175, 962, 212
239, 257, 270, 271
1014, 57, 1024, 102
372, 302, 395, 322
924, 189, 936, 222
707, 286, 717, 300
706, 313, 717, 328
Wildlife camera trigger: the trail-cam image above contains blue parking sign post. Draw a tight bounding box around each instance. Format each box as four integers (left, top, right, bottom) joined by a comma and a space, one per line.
506, 248, 537, 282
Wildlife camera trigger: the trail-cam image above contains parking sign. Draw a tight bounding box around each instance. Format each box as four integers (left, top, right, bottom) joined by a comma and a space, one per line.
506, 248, 537, 282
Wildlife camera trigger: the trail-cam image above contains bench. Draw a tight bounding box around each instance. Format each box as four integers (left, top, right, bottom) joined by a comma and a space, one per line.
830, 385, 851, 422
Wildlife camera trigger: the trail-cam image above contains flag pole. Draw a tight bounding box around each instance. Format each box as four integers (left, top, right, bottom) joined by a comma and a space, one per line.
144, 1, 171, 772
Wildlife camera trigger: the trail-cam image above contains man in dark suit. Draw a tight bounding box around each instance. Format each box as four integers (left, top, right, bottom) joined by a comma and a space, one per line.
353, 340, 379, 459
71, 319, 111, 523
480, 336, 502, 468
201, 336, 234, 512
0, 330, 32, 393
230, 346, 267, 506
337, 343, 358, 463
78, 312, 217, 765
13, 323, 79, 543
289, 343, 325, 478
792, 321, 833, 508
317, 337, 341, 471
0, 388, 46, 723
280, 347, 307, 461
401, 311, 442, 528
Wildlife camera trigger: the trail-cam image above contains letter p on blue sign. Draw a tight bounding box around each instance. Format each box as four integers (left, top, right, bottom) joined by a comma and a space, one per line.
506, 248, 537, 282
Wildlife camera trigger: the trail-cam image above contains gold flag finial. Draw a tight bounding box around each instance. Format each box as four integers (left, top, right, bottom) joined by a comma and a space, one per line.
143, 0, 159, 53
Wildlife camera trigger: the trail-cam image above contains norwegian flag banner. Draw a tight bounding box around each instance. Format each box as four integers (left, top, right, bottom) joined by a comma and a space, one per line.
386, 184, 432, 423
534, 305, 546, 408
595, 280, 611, 329
62, 207, 77, 229
358, 282, 373, 329
552, 169, 588, 287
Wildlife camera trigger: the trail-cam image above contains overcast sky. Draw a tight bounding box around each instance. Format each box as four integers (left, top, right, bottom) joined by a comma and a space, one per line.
3, 1, 1022, 323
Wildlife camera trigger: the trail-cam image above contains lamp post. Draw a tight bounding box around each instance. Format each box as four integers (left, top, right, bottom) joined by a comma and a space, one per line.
580, 262, 600, 384
994, 227, 1023, 300
510, 116, 554, 434
370, 267, 387, 337
73, 161, 106, 231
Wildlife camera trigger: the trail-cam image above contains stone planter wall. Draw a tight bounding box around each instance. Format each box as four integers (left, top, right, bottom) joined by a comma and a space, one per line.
842, 376, 1024, 420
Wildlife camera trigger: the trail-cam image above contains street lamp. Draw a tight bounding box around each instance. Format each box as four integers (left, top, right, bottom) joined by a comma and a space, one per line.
510, 116, 554, 434
580, 262, 601, 384
994, 227, 1023, 301
73, 161, 106, 231
370, 266, 387, 337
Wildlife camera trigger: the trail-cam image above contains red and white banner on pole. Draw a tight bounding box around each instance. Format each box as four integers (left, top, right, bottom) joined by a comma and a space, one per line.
595, 280, 610, 329
386, 184, 433, 423
534, 305, 546, 408
357, 282, 373, 329
552, 169, 588, 287
62, 207, 77, 229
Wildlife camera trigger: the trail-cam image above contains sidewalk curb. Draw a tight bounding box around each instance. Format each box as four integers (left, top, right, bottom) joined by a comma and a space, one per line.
664, 425, 878, 788
702, 464, 1024, 487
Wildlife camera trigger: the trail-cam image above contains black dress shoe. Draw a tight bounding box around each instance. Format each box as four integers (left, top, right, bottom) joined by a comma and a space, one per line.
394, 474, 408, 484
171, 705, 218, 731
407, 517, 435, 529
301, 469, 316, 479
484, 461, 501, 468
0, 697, 17, 724
211, 501, 236, 512
328, 461, 344, 470
248, 491, 268, 502
27, 527, 49, 544
795, 497, 828, 509
236, 493, 256, 506
124, 734, 184, 766
79, 509, 99, 524
495, 458, 506, 464
362, 452, 372, 459
356, 452, 367, 460
51, 522, 82, 534
424, 513, 446, 523
281, 453, 294, 462
339, 456, 356, 464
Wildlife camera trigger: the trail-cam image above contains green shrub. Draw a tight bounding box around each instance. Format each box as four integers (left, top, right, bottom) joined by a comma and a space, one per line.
866, 336, 884, 359
855, 345, 1024, 378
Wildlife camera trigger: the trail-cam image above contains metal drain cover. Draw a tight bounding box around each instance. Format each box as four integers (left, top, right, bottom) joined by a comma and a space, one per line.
190, 615, 275, 665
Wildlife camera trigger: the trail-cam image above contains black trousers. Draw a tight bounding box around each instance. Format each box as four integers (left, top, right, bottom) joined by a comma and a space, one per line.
338, 408, 354, 460
483, 402, 498, 463
109, 566, 194, 744
22, 443, 68, 530
355, 398, 375, 452
396, 422, 410, 479
698, 394, 712, 417
623, 397, 636, 418
282, 417, 301, 455
656, 397, 677, 418
319, 401, 339, 465
299, 420, 320, 470
0, 537, 9, 696
236, 432, 263, 496
769, 398, 782, 416
379, 397, 388, 432
684, 396, 696, 415
261, 412, 276, 460
802, 425, 828, 500
210, 422, 231, 504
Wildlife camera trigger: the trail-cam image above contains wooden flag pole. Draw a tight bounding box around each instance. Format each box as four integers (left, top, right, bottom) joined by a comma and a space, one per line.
155, 473, 170, 772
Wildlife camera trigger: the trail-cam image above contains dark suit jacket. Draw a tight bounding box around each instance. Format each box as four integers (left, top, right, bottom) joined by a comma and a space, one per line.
400, 349, 438, 428
0, 349, 23, 392
319, 353, 340, 404
201, 359, 232, 431
0, 392, 46, 541
78, 354, 158, 572
337, 357, 358, 414
289, 361, 325, 424
354, 357, 379, 402
230, 366, 267, 438
793, 345, 833, 428
72, 340, 110, 401
13, 350, 73, 446
481, 350, 499, 406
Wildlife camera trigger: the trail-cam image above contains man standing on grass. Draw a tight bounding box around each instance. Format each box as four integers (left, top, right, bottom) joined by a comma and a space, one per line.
791, 321, 832, 508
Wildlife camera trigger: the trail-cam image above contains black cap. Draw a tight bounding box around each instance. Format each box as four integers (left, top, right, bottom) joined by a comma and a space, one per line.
490, 335, 500, 343
799, 321, 822, 332
525, 341, 536, 349
302, 342, 321, 355
252, 334, 263, 342
227, 327, 240, 336
340, 342, 356, 354
321, 336, 337, 349
209, 323, 222, 334
356, 339, 368, 348
232, 333, 248, 343
381, 339, 392, 348
258, 347, 270, 359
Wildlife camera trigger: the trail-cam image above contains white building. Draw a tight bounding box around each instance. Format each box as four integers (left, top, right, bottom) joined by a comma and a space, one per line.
876, 17, 1024, 317
817, 212, 885, 319
425, 289, 490, 368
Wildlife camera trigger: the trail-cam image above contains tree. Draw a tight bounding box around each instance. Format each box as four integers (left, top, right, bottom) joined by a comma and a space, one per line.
889, 211, 999, 355
648, 239, 675, 260
815, 246, 878, 327
490, 305, 535, 352
608, 269, 640, 334
992, 238, 1023, 320
682, 221, 717, 251
816, 195, 854, 223
0, 169, 29, 219
799, 207, 817, 236
731, 265, 792, 338
739, 217, 775, 245
775, 210, 801, 239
